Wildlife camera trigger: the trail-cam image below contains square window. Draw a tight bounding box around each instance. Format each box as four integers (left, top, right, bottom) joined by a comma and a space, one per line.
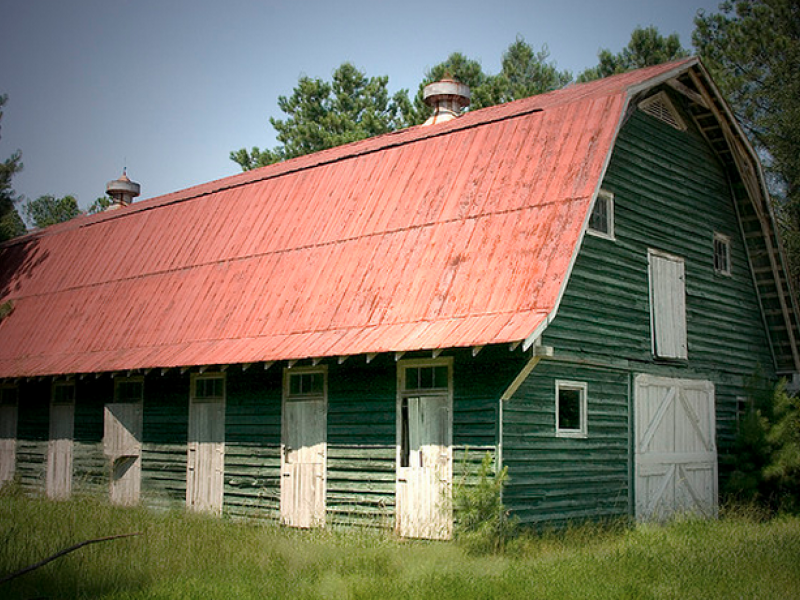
714, 234, 731, 275
556, 381, 587, 438
588, 190, 614, 239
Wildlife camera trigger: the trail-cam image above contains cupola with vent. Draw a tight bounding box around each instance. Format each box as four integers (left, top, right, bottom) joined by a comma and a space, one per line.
422, 79, 470, 126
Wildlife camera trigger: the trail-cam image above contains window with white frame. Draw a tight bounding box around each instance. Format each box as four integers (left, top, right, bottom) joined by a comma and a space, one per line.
649, 249, 688, 360
588, 189, 614, 239
556, 381, 587, 438
714, 233, 731, 276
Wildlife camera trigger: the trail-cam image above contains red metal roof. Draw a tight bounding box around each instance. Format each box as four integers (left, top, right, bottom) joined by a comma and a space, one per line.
0, 59, 698, 377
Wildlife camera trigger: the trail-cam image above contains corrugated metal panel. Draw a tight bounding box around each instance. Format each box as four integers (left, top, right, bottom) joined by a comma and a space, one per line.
0, 61, 698, 378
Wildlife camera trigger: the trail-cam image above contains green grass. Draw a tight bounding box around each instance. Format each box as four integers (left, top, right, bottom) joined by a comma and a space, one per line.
1, 489, 799, 599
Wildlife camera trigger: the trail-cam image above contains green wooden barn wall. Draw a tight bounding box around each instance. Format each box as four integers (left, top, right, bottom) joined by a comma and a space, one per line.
503, 361, 631, 526
15, 380, 49, 492
8, 349, 516, 528
503, 92, 777, 525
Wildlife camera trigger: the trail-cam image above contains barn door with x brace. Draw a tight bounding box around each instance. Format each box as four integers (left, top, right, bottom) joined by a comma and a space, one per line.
634, 375, 717, 521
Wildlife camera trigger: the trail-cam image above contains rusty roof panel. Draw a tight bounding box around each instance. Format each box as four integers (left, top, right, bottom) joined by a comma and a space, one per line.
0, 60, 700, 377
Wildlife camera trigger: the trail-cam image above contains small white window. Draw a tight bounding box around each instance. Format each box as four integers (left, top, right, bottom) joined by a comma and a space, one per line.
588, 190, 615, 239
714, 233, 731, 276
192, 374, 225, 402
556, 381, 587, 438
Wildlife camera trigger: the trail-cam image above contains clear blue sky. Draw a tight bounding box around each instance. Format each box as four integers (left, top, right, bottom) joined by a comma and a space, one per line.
0, 0, 720, 213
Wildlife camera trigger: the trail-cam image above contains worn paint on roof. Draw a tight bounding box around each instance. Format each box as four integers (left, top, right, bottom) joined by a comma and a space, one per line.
0, 60, 700, 377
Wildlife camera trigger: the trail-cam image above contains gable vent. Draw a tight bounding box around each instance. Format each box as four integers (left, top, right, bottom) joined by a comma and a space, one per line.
639, 91, 686, 131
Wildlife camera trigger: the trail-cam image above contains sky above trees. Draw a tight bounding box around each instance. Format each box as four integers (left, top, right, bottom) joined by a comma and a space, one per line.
0, 0, 719, 211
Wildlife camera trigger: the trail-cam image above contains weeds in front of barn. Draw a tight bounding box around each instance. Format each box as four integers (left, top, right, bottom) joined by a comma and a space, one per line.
1, 487, 799, 600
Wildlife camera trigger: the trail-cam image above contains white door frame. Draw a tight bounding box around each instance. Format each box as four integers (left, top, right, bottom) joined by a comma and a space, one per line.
281, 366, 327, 528
187, 373, 226, 514
396, 357, 453, 540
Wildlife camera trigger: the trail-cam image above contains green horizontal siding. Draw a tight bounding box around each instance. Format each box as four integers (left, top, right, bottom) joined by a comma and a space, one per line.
535, 97, 777, 500
503, 362, 630, 526
141, 373, 188, 510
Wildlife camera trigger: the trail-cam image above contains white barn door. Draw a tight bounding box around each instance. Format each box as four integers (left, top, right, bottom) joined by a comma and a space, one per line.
47, 383, 75, 500
104, 402, 143, 505
397, 394, 452, 540
281, 368, 327, 528
635, 375, 717, 520
187, 375, 225, 515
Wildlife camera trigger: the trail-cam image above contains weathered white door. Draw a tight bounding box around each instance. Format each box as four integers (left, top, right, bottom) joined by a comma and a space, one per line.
47, 389, 75, 500
0, 400, 17, 487
186, 398, 225, 514
635, 375, 717, 521
281, 395, 326, 527
104, 403, 143, 505
397, 395, 452, 540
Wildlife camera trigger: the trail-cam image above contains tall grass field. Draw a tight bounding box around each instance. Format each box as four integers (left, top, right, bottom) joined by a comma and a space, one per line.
1, 489, 799, 599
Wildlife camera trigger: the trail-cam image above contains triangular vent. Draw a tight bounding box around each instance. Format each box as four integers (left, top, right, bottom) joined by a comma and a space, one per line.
639, 91, 686, 131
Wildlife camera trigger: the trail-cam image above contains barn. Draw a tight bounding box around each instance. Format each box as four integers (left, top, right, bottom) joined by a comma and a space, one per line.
0, 58, 797, 539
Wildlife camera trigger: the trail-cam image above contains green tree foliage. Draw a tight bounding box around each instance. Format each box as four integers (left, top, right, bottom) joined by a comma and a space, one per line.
410, 39, 571, 123
87, 195, 112, 214
0, 94, 26, 242
22, 194, 81, 229
578, 25, 689, 82
694, 0, 800, 289
230, 62, 413, 170
452, 452, 518, 554
726, 377, 800, 512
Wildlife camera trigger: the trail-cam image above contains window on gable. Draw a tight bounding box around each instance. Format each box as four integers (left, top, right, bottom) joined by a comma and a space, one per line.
556, 381, 587, 438
714, 233, 731, 276
639, 91, 686, 131
649, 250, 688, 360
588, 189, 615, 239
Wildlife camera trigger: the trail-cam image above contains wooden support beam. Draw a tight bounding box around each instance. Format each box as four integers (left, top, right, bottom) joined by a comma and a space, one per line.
432, 349, 442, 358
338, 355, 349, 365
198, 365, 208, 374
394, 352, 405, 362
263, 361, 275, 371
509, 341, 521, 351
366, 353, 378, 364
241, 363, 252, 372
161, 368, 171, 376
220, 365, 229, 372
180, 367, 190, 375
286, 360, 298, 369
471, 346, 484, 357
666, 79, 708, 108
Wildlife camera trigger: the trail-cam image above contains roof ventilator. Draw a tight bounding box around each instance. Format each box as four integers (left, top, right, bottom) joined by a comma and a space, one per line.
422, 79, 470, 126
105, 168, 141, 210
638, 91, 686, 131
